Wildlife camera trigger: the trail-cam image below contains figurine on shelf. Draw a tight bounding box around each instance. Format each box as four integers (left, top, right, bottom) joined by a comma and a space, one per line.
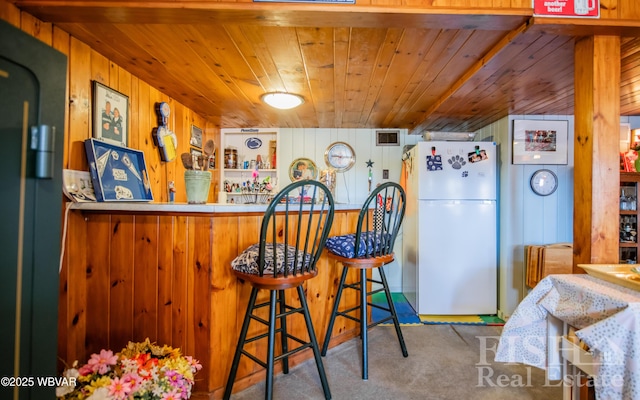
264, 176, 273, 192
319, 169, 336, 204
168, 180, 176, 203
252, 164, 260, 183
629, 143, 640, 172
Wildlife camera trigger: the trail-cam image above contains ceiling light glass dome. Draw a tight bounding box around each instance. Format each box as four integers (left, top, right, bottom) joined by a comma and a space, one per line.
261, 92, 304, 110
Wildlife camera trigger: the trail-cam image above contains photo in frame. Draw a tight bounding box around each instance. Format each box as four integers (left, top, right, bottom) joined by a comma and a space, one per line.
190, 124, 203, 149
512, 120, 568, 164
92, 81, 129, 147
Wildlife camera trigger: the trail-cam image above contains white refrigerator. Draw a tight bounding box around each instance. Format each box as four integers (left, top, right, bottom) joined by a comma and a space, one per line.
402, 141, 497, 315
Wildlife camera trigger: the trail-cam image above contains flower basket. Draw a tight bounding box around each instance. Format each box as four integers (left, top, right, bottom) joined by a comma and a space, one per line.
241, 188, 272, 204
56, 338, 202, 400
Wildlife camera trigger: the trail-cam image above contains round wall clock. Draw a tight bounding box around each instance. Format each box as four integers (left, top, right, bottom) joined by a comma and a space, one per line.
530, 169, 558, 196
324, 141, 355, 172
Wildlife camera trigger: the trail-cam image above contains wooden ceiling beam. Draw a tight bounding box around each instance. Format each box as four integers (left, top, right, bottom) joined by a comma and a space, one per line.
409, 18, 533, 135
530, 16, 640, 37
14, 1, 530, 29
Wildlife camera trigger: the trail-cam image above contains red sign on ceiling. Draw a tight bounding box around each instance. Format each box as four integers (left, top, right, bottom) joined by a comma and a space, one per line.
533, 0, 600, 18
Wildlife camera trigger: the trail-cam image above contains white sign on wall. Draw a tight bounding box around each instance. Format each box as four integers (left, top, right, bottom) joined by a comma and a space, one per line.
533, 0, 600, 18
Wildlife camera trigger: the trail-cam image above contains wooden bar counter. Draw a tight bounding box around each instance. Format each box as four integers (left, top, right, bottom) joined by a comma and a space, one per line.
60, 202, 363, 399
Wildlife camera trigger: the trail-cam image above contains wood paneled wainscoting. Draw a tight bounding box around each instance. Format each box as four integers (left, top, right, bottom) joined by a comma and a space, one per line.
59, 203, 363, 398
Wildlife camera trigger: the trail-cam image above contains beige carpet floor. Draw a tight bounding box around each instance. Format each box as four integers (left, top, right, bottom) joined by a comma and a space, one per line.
229, 324, 562, 399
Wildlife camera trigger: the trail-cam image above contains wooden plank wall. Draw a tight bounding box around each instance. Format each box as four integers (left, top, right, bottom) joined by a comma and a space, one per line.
0, 3, 221, 203
53, 210, 361, 395
60, 50, 221, 204
0, 3, 363, 396
0, 0, 221, 385
3, 0, 640, 395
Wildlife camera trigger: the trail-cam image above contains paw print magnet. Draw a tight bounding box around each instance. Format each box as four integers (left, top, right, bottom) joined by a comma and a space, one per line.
447, 155, 466, 170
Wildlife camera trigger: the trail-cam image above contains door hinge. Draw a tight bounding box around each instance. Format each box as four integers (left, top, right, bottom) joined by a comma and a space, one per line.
30, 124, 55, 179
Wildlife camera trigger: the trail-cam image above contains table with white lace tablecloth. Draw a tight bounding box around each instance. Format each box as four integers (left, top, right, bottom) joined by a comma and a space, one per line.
495, 274, 640, 400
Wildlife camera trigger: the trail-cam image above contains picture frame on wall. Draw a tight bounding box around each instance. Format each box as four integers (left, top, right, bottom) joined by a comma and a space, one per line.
190, 124, 203, 149
512, 119, 568, 165
84, 139, 153, 201
92, 81, 129, 147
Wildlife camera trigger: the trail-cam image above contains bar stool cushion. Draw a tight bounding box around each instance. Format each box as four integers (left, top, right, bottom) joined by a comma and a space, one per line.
325, 231, 389, 258
231, 243, 312, 275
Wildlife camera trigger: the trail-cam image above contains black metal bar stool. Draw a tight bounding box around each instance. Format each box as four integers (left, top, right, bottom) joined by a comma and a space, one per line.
321, 182, 408, 380
224, 180, 335, 400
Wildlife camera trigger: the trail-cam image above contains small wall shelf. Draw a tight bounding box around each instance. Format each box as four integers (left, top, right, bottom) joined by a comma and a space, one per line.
220, 128, 279, 204
619, 172, 640, 262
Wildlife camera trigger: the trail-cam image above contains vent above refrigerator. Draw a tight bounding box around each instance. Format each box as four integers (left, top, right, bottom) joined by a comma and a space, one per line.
376, 130, 400, 146
422, 131, 477, 141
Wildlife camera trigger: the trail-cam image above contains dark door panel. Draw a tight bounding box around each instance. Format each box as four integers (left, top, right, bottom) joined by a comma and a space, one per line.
0, 19, 67, 400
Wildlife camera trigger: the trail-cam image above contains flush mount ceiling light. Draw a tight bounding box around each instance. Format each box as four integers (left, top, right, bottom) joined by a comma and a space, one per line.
261, 92, 304, 110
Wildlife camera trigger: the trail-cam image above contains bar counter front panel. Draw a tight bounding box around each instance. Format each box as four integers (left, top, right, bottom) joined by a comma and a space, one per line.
60, 203, 364, 398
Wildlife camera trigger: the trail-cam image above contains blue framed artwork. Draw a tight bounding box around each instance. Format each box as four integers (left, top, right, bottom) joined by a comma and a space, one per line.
85, 139, 153, 201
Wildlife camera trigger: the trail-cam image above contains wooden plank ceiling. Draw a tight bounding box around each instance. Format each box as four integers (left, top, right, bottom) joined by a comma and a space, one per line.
14, 2, 640, 134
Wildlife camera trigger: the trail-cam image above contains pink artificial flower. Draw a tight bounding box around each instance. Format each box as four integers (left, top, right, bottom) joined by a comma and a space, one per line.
165, 370, 185, 388
185, 356, 203, 372
77, 363, 93, 376
161, 390, 182, 400
108, 377, 132, 399
87, 349, 118, 374
120, 372, 142, 392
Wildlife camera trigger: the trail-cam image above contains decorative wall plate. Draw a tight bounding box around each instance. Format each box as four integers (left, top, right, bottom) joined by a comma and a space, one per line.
288, 158, 318, 182
245, 137, 262, 149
